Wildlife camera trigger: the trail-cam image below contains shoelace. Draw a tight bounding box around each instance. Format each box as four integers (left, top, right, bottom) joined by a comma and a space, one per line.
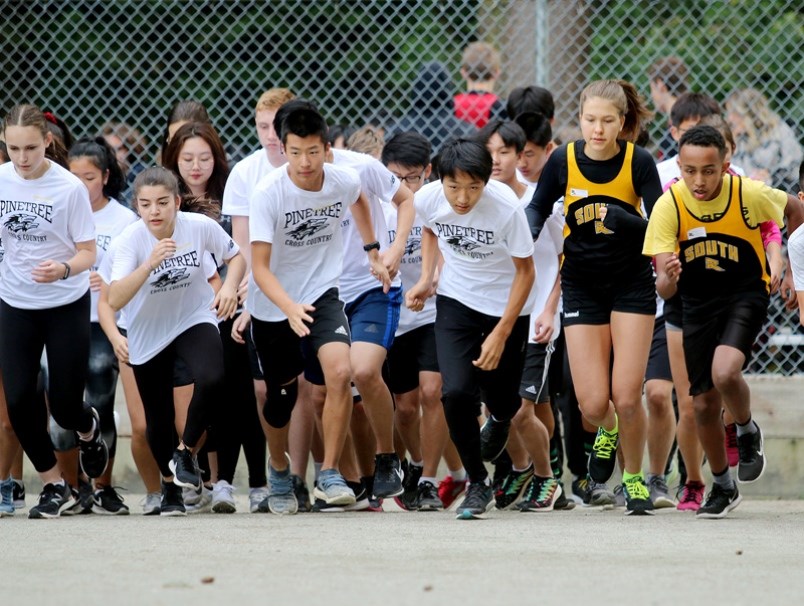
623, 477, 650, 500
319, 472, 348, 493
592, 430, 618, 459
682, 484, 705, 504
725, 424, 738, 448
270, 472, 293, 495
501, 468, 532, 495
529, 478, 557, 503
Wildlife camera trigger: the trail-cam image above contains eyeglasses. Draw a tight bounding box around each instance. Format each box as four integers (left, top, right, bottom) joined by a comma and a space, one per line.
395, 172, 425, 185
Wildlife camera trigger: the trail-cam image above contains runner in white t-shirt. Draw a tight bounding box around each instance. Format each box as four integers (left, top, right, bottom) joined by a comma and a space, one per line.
247, 107, 391, 514
0, 105, 108, 519
406, 139, 535, 520
477, 119, 567, 512
109, 167, 245, 516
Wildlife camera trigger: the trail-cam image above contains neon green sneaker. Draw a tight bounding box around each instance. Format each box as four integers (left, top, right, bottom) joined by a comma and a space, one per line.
623, 475, 655, 516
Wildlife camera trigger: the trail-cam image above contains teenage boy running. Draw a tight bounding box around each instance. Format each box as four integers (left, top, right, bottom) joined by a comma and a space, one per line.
644, 125, 804, 518
406, 138, 535, 519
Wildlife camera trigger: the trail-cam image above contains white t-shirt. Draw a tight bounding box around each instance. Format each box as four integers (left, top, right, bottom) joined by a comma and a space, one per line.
382, 200, 436, 336
91, 199, 137, 323
247, 163, 361, 322
222, 148, 281, 217
97, 237, 129, 331
111, 212, 239, 364
331, 148, 403, 303
415, 179, 534, 317
518, 188, 564, 343
0, 161, 95, 309
788, 226, 804, 291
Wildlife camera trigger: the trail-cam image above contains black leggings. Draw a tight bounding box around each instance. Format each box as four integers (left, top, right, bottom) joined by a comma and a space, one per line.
435, 296, 528, 484
132, 323, 224, 478
214, 315, 267, 487
0, 293, 93, 473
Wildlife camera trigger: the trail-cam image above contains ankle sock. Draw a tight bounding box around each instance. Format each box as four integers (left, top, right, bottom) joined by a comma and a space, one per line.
735, 417, 758, 437
712, 467, 735, 491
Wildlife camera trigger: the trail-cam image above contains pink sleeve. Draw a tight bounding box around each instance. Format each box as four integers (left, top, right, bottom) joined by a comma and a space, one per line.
760, 220, 782, 248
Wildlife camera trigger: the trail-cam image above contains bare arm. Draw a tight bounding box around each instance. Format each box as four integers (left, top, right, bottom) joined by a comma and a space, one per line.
655, 252, 681, 300
32, 239, 96, 283
405, 226, 439, 311
212, 252, 247, 320
383, 184, 415, 278
109, 238, 176, 311
350, 192, 391, 292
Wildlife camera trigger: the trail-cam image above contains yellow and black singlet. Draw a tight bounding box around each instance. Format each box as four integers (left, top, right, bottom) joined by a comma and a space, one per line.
670, 174, 769, 302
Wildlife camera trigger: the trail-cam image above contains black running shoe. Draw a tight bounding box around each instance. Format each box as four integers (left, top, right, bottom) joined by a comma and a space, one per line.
517, 476, 561, 512
622, 476, 655, 516
736, 426, 766, 483
28, 483, 76, 519
588, 423, 619, 483
78, 407, 109, 479
92, 486, 130, 515
160, 481, 186, 516
697, 483, 742, 519
455, 481, 494, 519
480, 417, 511, 462
291, 474, 311, 512
394, 460, 422, 511
494, 465, 533, 510
373, 453, 404, 498
415, 480, 443, 511
169, 448, 202, 489
553, 482, 576, 510
62, 477, 94, 516
12, 479, 25, 509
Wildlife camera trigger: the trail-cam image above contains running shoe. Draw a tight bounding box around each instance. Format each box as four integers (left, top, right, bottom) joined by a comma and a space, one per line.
724, 422, 739, 468
313, 468, 356, 506
588, 422, 619, 483
12, 479, 25, 509
28, 482, 76, 519
697, 483, 742, 519
647, 473, 675, 508
480, 416, 511, 462
437, 475, 467, 509
160, 481, 186, 517
455, 481, 494, 520
394, 460, 422, 511
291, 474, 311, 512
183, 485, 212, 513
169, 448, 202, 490
62, 478, 93, 516
0, 477, 14, 517
571, 475, 588, 505
141, 491, 162, 516
494, 465, 534, 510
676, 481, 705, 512
211, 480, 236, 514
622, 475, 655, 516
362, 475, 384, 511
249, 486, 269, 514
736, 426, 766, 483
78, 407, 109, 479
416, 480, 443, 511
613, 483, 625, 507
584, 478, 615, 507
517, 476, 562, 512
92, 486, 130, 515
268, 459, 298, 515
373, 453, 404, 498
313, 480, 370, 512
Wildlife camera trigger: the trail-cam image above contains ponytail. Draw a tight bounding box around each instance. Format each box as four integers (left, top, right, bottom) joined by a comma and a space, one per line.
617, 80, 653, 144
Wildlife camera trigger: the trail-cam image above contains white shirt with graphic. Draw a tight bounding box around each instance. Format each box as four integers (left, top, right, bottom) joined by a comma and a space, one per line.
415, 179, 534, 318
222, 149, 281, 217
247, 163, 361, 322
91, 199, 137, 323
382, 200, 436, 336
332, 148, 402, 303
111, 212, 239, 364
0, 161, 95, 309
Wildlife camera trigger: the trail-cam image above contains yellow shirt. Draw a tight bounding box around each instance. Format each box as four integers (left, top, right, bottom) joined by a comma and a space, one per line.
643, 175, 786, 256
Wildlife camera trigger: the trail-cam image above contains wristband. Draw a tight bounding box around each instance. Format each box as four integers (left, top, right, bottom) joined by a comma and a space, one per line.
363, 241, 380, 252
61, 262, 71, 280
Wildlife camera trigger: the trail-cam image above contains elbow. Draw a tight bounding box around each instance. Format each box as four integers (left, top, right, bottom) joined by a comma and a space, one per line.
107, 288, 124, 312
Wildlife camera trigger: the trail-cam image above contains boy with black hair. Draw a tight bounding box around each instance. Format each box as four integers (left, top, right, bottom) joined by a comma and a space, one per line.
248, 106, 391, 514
506, 86, 555, 122
644, 125, 804, 518
514, 112, 554, 186
406, 138, 535, 519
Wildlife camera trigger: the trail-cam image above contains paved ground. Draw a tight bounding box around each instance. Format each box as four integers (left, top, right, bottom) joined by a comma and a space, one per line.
4, 497, 803, 605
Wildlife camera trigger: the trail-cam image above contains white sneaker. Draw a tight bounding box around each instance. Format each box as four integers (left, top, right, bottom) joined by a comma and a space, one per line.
212, 480, 236, 514
249, 486, 269, 513
184, 485, 212, 513
141, 491, 161, 516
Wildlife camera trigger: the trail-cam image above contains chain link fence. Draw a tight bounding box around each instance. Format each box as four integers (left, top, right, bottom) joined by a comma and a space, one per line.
2, 0, 803, 374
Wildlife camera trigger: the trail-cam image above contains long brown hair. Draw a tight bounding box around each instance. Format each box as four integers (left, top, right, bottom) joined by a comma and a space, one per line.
4, 104, 69, 168
579, 80, 653, 144
161, 121, 229, 203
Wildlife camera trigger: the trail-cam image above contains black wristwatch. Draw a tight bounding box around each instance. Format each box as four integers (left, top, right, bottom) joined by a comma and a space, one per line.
362, 241, 380, 252
61, 262, 72, 280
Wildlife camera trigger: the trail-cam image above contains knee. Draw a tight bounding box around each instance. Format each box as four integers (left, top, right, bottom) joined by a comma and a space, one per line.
693, 395, 719, 424
711, 365, 742, 393
419, 380, 442, 408
263, 379, 298, 429
351, 363, 380, 391
394, 397, 419, 427
325, 363, 352, 391
645, 382, 672, 415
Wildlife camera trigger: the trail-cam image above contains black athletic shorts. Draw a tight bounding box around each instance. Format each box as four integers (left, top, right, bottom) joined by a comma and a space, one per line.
664, 293, 682, 331
682, 292, 768, 396
645, 315, 672, 382
561, 274, 656, 326
250, 288, 351, 386
387, 323, 439, 395
518, 341, 553, 403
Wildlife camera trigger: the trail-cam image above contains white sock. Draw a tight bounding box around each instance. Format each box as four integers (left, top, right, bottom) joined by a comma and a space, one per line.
419, 476, 437, 486
450, 468, 466, 482
409, 460, 423, 468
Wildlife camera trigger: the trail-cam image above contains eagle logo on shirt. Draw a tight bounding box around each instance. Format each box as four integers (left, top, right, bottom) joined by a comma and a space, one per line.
287, 218, 329, 241
151, 267, 190, 287
404, 237, 421, 256
445, 236, 481, 252
4, 213, 39, 234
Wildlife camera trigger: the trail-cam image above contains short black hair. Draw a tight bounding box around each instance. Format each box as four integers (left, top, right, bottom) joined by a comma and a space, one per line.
438, 138, 493, 184
670, 92, 721, 128
279, 107, 328, 145
381, 131, 431, 169
514, 112, 551, 147
273, 98, 320, 138
475, 120, 526, 153
679, 125, 727, 159
507, 86, 555, 120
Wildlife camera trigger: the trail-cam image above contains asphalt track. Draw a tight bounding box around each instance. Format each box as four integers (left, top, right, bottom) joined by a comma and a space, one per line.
3, 498, 803, 605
